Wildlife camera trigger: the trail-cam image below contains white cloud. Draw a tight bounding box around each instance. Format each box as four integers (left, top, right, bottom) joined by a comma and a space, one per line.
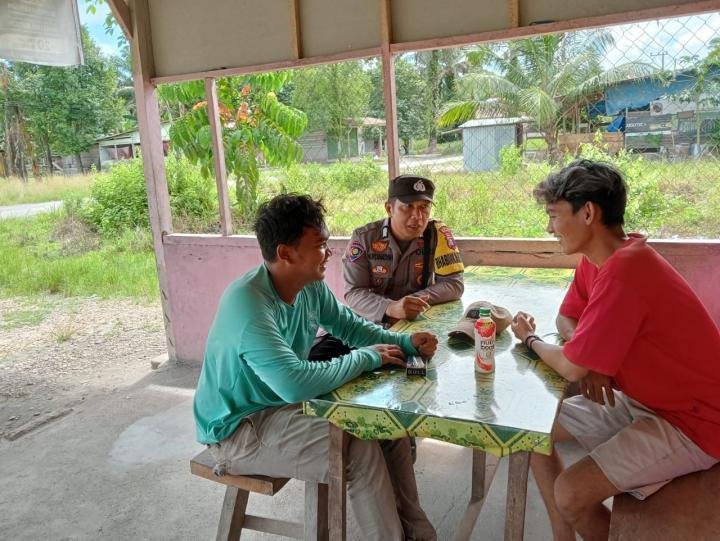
98, 42, 119, 58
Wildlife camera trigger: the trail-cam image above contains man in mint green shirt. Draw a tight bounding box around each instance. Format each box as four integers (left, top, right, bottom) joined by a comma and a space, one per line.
194, 194, 437, 541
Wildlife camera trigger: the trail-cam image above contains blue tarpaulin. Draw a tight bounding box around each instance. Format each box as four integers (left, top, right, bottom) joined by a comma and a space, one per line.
607, 115, 625, 132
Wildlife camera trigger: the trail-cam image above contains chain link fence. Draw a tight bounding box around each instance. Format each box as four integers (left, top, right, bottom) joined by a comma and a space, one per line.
395, 12, 720, 240
243, 13, 720, 239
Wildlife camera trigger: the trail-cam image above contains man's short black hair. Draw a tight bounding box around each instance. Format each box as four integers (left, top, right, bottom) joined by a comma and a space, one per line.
254, 194, 327, 262
533, 159, 627, 227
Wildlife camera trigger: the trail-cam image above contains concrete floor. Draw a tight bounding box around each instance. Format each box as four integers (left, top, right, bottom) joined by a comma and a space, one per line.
0, 360, 583, 540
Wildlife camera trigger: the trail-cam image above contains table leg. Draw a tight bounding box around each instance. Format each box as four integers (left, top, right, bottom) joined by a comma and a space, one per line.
453, 449, 500, 541
328, 424, 348, 541
504, 451, 531, 541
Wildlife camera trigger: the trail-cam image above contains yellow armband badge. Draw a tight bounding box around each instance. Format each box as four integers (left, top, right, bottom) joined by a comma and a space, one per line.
433, 222, 464, 276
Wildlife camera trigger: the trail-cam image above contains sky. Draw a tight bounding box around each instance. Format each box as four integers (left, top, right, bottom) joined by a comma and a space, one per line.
77, 0, 118, 58
79, 1, 719, 71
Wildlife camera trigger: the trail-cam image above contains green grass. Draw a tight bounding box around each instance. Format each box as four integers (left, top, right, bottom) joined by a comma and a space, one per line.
261, 154, 720, 239
523, 138, 548, 150
2, 151, 718, 303
0, 212, 158, 301
0, 174, 94, 206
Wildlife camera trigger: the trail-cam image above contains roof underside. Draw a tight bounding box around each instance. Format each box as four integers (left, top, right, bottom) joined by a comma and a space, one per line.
139, 0, 720, 84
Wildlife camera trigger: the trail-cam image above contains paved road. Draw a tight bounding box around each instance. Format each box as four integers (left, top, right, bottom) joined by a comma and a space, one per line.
0, 200, 63, 219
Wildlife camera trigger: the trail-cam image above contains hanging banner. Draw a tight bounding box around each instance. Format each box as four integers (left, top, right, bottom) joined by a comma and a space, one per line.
0, 0, 84, 66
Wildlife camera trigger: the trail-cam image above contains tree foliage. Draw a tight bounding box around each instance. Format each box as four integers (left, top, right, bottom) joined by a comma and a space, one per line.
158, 72, 307, 218
676, 37, 720, 148
291, 61, 371, 150
368, 57, 427, 154
1, 27, 124, 176
415, 49, 464, 152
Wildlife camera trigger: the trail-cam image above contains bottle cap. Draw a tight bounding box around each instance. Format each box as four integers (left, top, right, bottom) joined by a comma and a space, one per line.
478, 307, 491, 317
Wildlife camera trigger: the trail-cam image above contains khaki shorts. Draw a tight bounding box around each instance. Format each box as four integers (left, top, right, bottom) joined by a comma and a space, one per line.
558, 392, 718, 500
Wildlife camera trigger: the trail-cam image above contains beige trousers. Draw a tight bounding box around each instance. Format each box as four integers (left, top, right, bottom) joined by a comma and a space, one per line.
210, 403, 436, 541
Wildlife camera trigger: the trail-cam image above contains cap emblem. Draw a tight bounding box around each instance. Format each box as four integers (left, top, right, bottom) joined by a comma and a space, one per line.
413, 180, 426, 192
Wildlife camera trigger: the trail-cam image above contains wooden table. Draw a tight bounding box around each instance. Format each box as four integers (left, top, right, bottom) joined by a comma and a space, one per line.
303, 266, 573, 540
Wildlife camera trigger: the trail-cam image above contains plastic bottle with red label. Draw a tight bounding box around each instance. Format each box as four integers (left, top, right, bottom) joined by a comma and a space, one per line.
474, 308, 496, 373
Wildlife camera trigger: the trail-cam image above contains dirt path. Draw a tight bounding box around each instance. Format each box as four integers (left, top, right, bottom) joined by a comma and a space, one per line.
0, 200, 63, 219
0, 296, 168, 440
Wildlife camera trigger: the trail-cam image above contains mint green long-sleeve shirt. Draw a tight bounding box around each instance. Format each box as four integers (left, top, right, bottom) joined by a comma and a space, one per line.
194, 264, 417, 444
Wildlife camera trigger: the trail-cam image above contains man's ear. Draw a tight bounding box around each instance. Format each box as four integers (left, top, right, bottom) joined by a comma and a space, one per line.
276, 243, 293, 263
384, 200, 392, 216
584, 201, 599, 224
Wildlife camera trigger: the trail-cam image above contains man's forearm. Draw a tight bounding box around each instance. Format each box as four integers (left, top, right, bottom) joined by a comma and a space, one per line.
529, 340, 588, 382
418, 274, 464, 304
555, 314, 578, 341
344, 288, 392, 324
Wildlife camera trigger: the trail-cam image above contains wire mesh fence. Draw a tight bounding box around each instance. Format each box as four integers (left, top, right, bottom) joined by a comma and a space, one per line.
169, 11, 720, 239
394, 12, 720, 240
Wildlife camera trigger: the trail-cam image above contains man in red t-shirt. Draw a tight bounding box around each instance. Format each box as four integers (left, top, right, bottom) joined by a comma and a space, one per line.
511, 159, 720, 541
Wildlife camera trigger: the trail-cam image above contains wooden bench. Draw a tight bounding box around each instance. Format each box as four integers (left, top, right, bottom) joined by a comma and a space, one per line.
609, 462, 720, 540
191, 449, 328, 540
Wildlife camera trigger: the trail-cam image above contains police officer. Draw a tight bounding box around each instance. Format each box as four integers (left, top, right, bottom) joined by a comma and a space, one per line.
343, 174, 464, 326
308, 174, 464, 360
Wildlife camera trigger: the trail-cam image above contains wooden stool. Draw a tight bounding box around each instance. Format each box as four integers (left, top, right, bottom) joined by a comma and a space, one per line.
609, 462, 720, 540
191, 449, 328, 540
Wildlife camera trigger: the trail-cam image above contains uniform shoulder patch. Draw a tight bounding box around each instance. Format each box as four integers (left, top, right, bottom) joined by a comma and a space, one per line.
345, 241, 366, 262
433, 221, 464, 275
435, 221, 457, 249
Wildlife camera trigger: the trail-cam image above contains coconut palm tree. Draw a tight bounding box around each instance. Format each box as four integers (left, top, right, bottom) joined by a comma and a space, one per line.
415, 48, 466, 153
439, 31, 656, 161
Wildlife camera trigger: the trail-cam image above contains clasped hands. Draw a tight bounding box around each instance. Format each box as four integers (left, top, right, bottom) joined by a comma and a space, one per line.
371, 331, 437, 368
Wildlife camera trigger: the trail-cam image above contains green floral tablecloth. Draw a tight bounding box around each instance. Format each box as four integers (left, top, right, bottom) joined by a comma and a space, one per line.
304, 266, 574, 457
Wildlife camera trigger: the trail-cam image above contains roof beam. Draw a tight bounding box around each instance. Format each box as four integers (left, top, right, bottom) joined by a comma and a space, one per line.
150, 0, 720, 86
392, 0, 720, 54
107, 0, 133, 39
289, 0, 303, 59
508, 0, 520, 28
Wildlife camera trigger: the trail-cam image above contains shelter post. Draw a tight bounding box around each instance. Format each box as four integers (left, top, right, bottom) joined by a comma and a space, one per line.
130, 0, 177, 359
380, 0, 399, 180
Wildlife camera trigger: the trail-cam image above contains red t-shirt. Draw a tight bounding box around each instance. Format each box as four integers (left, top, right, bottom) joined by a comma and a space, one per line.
561, 235, 720, 458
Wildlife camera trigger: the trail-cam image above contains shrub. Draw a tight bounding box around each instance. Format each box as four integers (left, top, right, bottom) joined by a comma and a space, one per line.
499, 144, 523, 175
165, 154, 218, 227
82, 159, 149, 234
81, 155, 218, 235
325, 157, 385, 192
281, 156, 384, 195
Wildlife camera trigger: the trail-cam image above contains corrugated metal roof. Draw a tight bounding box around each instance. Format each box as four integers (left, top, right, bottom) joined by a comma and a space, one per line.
459, 117, 528, 128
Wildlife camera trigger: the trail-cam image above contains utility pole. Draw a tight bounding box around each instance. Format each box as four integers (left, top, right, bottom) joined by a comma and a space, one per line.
650, 50, 668, 71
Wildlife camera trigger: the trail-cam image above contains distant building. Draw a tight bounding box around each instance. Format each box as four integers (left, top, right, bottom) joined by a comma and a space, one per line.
459, 118, 526, 172
96, 123, 170, 170
298, 117, 386, 162
589, 66, 720, 155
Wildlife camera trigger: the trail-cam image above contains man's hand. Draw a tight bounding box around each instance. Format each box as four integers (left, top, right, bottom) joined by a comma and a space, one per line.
411, 331, 438, 359
370, 344, 407, 367
579, 371, 616, 406
510, 311, 537, 343
386, 295, 430, 321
